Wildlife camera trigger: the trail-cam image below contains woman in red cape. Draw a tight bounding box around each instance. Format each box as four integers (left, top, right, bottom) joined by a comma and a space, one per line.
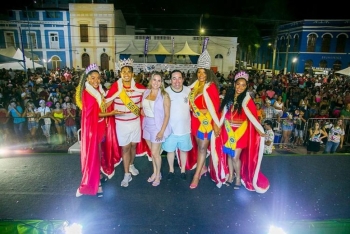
213, 71, 270, 193
187, 49, 221, 189
75, 64, 119, 197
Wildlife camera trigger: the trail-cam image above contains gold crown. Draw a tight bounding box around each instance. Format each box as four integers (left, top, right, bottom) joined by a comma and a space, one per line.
119, 58, 134, 69
85, 63, 99, 75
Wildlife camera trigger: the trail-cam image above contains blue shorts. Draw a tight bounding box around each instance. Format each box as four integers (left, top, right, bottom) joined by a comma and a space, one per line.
162, 133, 193, 152
55, 119, 65, 127
282, 125, 293, 131
28, 121, 38, 131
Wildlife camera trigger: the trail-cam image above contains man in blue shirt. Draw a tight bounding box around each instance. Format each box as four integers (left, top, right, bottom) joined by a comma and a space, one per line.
8, 100, 26, 144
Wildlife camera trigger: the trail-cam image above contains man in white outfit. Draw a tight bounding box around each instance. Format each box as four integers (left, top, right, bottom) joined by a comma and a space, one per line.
162, 70, 193, 180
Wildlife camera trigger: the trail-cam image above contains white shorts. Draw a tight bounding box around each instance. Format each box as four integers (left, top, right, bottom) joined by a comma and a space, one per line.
115, 119, 141, 146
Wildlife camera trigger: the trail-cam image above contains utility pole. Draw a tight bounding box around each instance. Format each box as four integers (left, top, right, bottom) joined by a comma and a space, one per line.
284, 33, 290, 75
199, 14, 203, 53
271, 37, 277, 75
19, 27, 27, 79
25, 6, 35, 72
271, 23, 279, 76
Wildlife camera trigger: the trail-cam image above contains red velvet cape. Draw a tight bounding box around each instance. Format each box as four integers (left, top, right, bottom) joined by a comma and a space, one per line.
78, 89, 105, 195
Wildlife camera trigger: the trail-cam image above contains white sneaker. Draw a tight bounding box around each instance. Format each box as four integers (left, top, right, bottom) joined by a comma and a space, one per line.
129, 164, 139, 176
121, 173, 132, 187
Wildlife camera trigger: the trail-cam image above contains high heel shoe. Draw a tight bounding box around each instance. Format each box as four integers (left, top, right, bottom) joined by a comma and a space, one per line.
200, 166, 208, 179
148, 173, 162, 183
233, 177, 242, 190
152, 175, 162, 187
147, 174, 156, 183
189, 176, 200, 189
97, 184, 103, 197
76, 188, 83, 197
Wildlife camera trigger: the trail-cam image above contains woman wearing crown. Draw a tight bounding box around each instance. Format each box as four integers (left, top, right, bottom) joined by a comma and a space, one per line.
188, 50, 221, 189
75, 63, 121, 197
217, 71, 270, 193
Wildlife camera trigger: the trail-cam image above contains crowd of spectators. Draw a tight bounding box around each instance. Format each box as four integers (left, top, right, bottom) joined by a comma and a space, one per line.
0, 66, 349, 152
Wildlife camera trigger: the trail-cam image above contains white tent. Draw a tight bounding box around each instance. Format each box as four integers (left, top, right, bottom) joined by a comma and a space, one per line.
0, 48, 43, 70
116, 41, 143, 55
0, 61, 42, 70
335, 67, 350, 76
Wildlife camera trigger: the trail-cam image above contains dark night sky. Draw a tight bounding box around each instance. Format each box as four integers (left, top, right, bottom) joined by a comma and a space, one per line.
3, 0, 347, 21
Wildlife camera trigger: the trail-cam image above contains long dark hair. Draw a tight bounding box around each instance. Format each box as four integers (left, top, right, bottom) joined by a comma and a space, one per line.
220, 79, 248, 115
189, 68, 219, 88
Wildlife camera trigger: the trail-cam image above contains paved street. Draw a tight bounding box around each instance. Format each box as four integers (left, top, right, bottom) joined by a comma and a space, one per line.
1, 150, 350, 234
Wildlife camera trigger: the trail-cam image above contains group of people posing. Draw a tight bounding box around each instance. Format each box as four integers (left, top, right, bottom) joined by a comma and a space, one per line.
75, 50, 270, 198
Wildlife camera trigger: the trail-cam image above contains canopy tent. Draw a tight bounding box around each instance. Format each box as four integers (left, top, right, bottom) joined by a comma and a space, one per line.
0, 54, 22, 64
0, 60, 43, 70
335, 67, 350, 76
174, 41, 199, 64
175, 41, 199, 55
0, 48, 43, 70
147, 42, 171, 63
0, 46, 40, 61
148, 42, 171, 55
117, 41, 144, 60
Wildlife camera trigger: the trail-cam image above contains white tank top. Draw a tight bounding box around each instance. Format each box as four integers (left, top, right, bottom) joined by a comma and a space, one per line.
142, 99, 155, 117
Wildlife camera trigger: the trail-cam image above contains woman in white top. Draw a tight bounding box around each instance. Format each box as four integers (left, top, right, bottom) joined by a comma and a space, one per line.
141, 72, 171, 187
273, 95, 284, 117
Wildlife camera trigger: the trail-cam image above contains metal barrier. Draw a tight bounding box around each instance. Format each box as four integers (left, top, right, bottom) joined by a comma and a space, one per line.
267, 117, 350, 149
304, 117, 350, 144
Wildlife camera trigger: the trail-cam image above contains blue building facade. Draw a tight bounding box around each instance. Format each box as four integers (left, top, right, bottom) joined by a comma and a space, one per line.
0, 9, 72, 71
259, 20, 350, 75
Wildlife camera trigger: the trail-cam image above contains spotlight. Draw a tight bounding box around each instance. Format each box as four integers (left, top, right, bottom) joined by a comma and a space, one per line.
268, 225, 287, 234
64, 222, 83, 234
0, 147, 10, 155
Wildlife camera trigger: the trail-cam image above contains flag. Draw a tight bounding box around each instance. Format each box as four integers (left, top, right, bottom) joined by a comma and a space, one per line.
172, 36, 175, 55
144, 36, 149, 55
202, 37, 209, 53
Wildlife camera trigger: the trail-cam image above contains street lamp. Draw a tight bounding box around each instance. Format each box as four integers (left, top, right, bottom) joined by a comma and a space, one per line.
199, 14, 205, 53
268, 42, 279, 73
292, 57, 297, 74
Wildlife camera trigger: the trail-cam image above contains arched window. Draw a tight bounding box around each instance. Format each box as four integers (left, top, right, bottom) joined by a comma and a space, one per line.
336, 34, 347, 53
293, 35, 299, 52
280, 36, 286, 52
100, 53, 109, 70
333, 60, 342, 71
304, 59, 313, 72
307, 33, 317, 52
319, 60, 327, 68
321, 34, 332, 52
82, 53, 90, 69
215, 54, 223, 59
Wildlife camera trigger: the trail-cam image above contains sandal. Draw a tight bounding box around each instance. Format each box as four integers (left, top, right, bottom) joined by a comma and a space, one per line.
233, 178, 242, 190
97, 184, 103, 197
147, 174, 156, 183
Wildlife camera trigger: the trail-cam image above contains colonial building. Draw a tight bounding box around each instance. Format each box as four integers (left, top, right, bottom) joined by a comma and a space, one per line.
0, 8, 71, 71
258, 20, 350, 75
0, 2, 237, 75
